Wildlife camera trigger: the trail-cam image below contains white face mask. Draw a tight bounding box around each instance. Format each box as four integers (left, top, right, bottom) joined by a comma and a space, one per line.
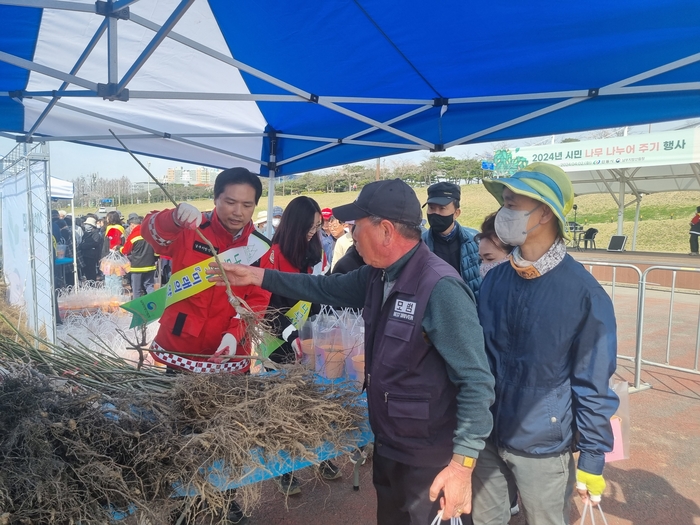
272, 218, 281, 228
494, 203, 542, 246
479, 258, 508, 279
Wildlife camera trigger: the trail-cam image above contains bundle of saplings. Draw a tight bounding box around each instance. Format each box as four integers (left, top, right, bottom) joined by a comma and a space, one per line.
0, 328, 364, 525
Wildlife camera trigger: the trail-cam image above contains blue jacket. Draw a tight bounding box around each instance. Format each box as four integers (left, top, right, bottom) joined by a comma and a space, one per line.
422, 223, 481, 299
477, 254, 619, 475
320, 230, 335, 264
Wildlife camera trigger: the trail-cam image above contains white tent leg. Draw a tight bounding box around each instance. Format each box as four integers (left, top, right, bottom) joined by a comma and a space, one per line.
71, 198, 79, 291
617, 180, 625, 235
632, 197, 642, 251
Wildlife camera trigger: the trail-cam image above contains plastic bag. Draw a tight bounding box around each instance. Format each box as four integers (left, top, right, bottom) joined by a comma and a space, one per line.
580, 501, 610, 525
310, 306, 366, 380
55, 244, 68, 259
430, 510, 464, 525
298, 316, 316, 368
341, 309, 365, 384
605, 380, 630, 462
313, 306, 346, 379
99, 250, 131, 277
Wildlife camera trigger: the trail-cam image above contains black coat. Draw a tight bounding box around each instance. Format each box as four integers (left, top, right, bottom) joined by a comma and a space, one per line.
79, 226, 102, 260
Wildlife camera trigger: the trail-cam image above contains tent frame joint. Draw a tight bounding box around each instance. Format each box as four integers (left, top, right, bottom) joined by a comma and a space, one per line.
308, 93, 319, 103
15, 135, 33, 144
588, 88, 600, 98
95, 1, 131, 19
8, 90, 23, 100
431, 144, 445, 152
97, 83, 129, 101
433, 97, 449, 107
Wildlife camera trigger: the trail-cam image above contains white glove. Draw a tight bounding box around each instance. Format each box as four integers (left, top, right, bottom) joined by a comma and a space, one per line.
173, 202, 202, 230
291, 338, 303, 361
208, 333, 237, 363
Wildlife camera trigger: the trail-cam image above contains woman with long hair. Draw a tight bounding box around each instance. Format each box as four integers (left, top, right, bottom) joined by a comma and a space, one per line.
262, 195, 326, 365
102, 210, 125, 256
259, 196, 342, 493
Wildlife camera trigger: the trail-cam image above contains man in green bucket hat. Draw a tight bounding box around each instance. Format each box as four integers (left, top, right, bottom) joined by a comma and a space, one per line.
473, 162, 619, 525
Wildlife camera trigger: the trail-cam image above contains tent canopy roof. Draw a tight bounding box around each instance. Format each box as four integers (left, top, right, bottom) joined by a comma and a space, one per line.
1, 0, 700, 176
50, 176, 73, 199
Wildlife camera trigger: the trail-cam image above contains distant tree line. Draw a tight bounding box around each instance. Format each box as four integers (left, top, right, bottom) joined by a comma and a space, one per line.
268, 156, 489, 196
66, 174, 213, 209
60, 155, 490, 208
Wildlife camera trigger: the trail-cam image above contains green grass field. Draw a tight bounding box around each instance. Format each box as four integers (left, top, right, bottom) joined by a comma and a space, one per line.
74, 185, 700, 254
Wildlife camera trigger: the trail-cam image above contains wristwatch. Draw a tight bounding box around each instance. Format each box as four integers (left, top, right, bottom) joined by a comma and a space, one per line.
452, 454, 476, 468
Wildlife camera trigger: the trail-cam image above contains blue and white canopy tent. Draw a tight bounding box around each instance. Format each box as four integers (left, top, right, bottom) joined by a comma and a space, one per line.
2, 0, 700, 297
2, 0, 700, 187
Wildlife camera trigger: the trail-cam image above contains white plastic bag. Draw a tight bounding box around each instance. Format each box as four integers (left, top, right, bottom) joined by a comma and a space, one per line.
341, 309, 365, 384
580, 501, 609, 525
313, 306, 346, 379
298, 316, 316, 368
430, 509, 464, 525
99, 250, 131, 276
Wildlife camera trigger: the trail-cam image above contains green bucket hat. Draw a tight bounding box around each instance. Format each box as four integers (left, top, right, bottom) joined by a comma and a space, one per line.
483, 162, 574, 239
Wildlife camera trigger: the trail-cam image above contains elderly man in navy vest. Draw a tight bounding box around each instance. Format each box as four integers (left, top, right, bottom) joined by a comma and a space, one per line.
474, 163, 618, 525
209, 179, 495, 525
422, 182, 482, 299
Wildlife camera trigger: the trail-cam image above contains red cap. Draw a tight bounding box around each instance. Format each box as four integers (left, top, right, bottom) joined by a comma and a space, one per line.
321, 208, 333, 220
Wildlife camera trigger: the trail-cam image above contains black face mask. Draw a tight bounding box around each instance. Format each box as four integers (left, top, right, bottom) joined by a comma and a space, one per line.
427, 213, 454, 234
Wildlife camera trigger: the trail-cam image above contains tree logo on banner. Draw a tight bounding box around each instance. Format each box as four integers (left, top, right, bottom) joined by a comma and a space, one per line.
493, 148, 528, 178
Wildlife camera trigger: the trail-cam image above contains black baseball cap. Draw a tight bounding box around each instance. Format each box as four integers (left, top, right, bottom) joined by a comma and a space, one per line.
424, 182, 460, 207
333, 179, 422, 227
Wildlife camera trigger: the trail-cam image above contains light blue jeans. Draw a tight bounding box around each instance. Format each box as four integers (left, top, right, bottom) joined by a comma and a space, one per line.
472, 440, 575, 525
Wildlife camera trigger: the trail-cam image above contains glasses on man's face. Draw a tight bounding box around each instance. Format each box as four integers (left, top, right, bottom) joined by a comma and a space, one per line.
308, 222, 322, 235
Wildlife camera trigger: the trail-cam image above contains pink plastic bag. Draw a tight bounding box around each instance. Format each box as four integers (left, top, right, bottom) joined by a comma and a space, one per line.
605, 380, 630, 462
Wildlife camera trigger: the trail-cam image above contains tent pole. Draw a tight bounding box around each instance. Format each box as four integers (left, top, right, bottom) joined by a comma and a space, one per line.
617, 179, 625, 235
632, 196, 642, 251
71, 197, 79, 291
266, 172, 274, 239
265, 132, 278, 240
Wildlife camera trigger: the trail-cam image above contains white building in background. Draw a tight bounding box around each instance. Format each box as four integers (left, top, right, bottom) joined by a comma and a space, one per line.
165, 166, 218, 186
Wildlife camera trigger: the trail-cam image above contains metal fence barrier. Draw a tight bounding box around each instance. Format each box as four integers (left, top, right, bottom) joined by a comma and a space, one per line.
581, 261, 700, 393
580, 261, 649, 392
636, 266, 700, 378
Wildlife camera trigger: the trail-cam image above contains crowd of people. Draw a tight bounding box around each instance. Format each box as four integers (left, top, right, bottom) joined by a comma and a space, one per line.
51, 163, 619, 525
51, 208, 166, 301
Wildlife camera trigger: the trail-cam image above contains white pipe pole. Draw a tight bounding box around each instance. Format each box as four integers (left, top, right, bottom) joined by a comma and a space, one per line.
617, 179, 625, 235
632, 197, 642, 251
71, 197, 78, 291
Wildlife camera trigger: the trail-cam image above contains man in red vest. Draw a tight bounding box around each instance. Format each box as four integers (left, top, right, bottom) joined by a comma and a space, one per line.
141, 168, 271, 375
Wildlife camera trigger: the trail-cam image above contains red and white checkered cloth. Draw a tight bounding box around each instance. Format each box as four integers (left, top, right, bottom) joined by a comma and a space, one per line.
151, 340, 248, 373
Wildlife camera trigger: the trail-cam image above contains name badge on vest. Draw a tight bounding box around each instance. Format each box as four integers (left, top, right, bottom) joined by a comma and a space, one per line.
392, 299, 416, 321
192, 240, 219, 255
